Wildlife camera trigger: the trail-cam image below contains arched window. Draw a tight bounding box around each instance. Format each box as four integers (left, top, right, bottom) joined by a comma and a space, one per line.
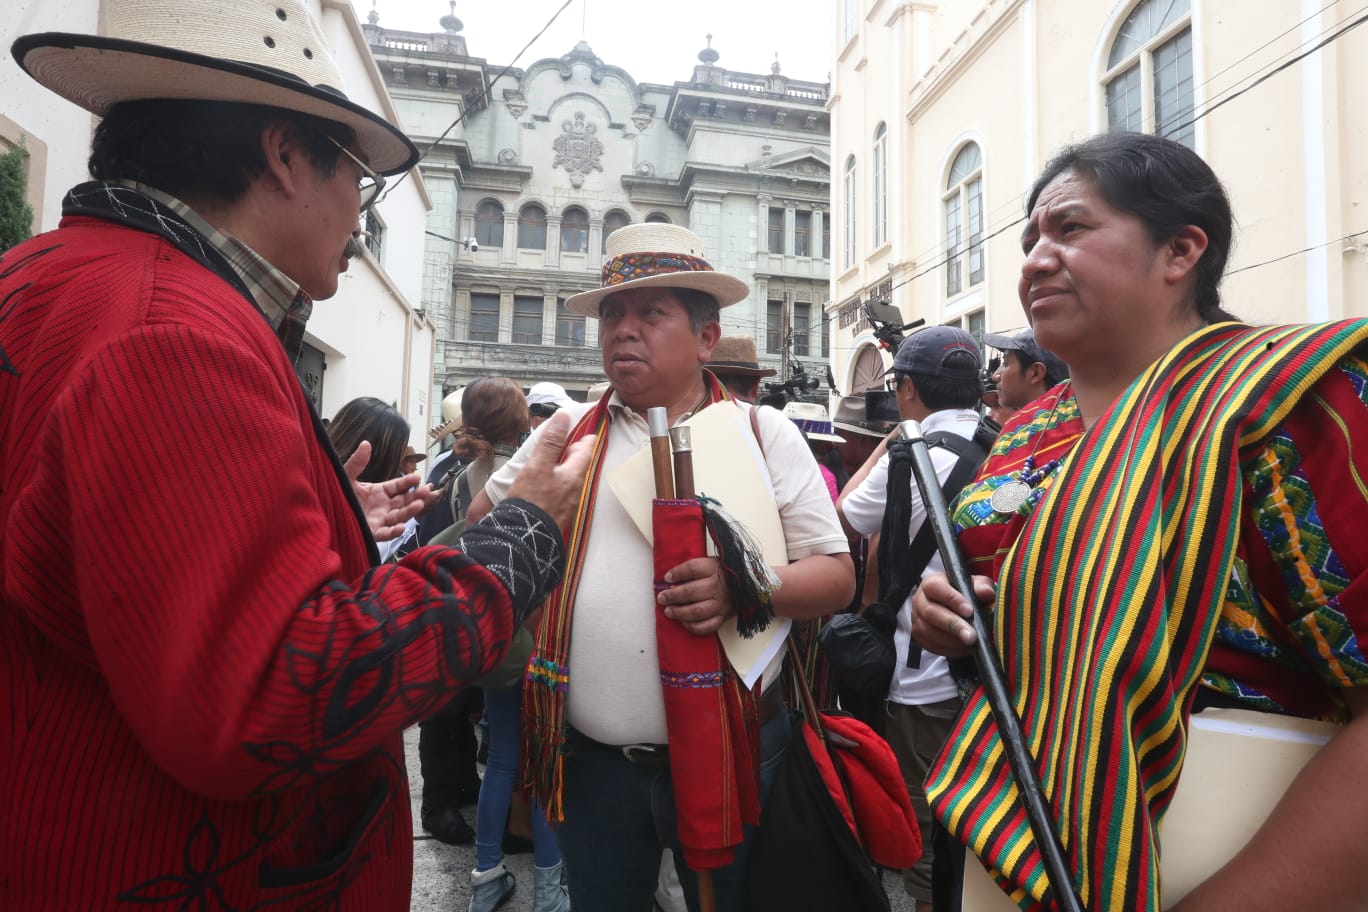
872, 123, 888, 248
602, 209, 630, 254
560, 206, 589, 254
517, 204, 547, 250
645, 211, 671, 224
842, 155, 857, 268
1103, 0, 1194, 147
474, 199, 504, 248
943, 142, 984, 298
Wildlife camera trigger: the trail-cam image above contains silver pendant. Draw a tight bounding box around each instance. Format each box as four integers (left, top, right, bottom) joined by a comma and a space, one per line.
990, 480, 1032, 514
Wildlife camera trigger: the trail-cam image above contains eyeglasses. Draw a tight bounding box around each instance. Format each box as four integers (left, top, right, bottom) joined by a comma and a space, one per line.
885, 375, 901, 393
328, 137, 386, 214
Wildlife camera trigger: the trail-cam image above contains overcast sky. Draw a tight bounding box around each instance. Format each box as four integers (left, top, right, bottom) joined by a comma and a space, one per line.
355, 0, 835, 86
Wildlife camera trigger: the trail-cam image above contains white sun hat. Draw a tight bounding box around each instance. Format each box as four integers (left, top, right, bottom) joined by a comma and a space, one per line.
782, 401, 846, 444
12, 0, 418, 175
564, 223, 750, 317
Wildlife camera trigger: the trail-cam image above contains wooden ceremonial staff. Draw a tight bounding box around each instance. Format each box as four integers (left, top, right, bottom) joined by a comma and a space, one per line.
898, 419, 1085, 912
647, 410, 717, 912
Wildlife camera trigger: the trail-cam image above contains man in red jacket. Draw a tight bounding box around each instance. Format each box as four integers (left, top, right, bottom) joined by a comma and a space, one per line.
0, 1, 591, 909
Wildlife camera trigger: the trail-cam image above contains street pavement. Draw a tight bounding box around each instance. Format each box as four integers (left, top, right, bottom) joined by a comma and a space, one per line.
404, 725, 918, 911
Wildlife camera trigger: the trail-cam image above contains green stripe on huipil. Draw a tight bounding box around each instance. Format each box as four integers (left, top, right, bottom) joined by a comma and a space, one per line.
927, 320, 1368, 911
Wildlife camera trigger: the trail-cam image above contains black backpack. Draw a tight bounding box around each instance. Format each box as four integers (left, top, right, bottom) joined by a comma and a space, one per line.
874, 416, 998, 669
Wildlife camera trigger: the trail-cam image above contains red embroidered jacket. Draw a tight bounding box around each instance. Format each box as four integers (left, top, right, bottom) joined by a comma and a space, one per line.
0, 211, 563, 909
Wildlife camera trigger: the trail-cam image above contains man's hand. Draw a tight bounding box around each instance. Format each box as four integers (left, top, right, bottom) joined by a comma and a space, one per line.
908, 570, 993, 658
657, 557, 734, 637
344, 440, 440, 541
503, 411, 596, 529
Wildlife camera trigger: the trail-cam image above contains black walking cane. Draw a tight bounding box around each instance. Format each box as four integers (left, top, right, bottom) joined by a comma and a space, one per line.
899, 419, 1086, 912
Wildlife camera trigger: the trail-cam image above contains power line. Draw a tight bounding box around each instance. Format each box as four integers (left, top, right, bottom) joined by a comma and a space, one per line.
1228, 228, 1368, 276
380, 0, 577, 200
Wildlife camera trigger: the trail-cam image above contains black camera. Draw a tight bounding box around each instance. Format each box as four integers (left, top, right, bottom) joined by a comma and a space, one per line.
863, 301, 924, 353
863, 389, 900, 428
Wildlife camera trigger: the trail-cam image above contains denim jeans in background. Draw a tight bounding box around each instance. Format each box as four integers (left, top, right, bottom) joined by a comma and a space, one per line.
474, 685, 559, 871
555, 707, 792, 912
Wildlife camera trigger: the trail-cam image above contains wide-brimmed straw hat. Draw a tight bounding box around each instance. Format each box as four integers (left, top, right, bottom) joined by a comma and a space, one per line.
429, 387, 466, 441
564, 223, 749, 317
782, 401, 845, 445
707, 336, 777, 378
12, 0, 418, 175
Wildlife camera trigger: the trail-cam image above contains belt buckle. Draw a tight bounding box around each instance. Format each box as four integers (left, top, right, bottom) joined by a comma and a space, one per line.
621, 743, 667, 766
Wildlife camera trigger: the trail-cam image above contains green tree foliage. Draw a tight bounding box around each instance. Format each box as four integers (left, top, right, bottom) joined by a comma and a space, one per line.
0, 144, 35, 253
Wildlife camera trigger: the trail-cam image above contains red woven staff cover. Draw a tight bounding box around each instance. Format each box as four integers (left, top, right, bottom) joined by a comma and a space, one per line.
652, 498, 761, 871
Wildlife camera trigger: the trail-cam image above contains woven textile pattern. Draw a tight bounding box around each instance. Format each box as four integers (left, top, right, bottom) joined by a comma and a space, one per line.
601, 251, 713, 286
928, 321, 1368, 912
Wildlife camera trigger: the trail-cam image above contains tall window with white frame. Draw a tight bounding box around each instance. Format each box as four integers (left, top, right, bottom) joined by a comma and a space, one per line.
602, 209, 630, 255
474, 199, 504, 248
766, 300, 783, 354
843, 155, 856, 268
469, 293, 500, 343
843, 0, 858, 43
561, 207, 589, 254
1103, 0, 1194, 148
555, 298, 585, 347
517, 204, 547, 250
768, 207, 785, 255
943, 142, 984, 299
793, 302, 811, 357
512, 295, 543, 345
872, 122, 888, 248
795, 211, 811, 257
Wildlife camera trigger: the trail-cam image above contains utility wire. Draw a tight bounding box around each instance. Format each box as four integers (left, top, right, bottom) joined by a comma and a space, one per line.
380, 0, 577, 200
1228, 228, 1368, 275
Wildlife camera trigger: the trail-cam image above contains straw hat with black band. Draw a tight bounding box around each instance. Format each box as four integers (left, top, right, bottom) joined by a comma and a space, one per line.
12, 0, 418, 176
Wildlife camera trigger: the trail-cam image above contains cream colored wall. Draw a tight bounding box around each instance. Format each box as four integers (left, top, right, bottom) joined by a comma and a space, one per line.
829, 0, 1368, 386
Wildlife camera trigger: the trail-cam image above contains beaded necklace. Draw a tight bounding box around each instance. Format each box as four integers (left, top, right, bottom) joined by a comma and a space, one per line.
988, 381, 1073, 515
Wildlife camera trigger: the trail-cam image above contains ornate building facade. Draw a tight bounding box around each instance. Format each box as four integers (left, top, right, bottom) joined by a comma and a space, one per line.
365, 10, 833, 399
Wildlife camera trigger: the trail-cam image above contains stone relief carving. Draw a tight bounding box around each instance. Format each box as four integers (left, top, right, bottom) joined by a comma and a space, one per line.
503, 89, 527, 118
498, 148, 519, 165
636, 161, 655, 177
552, 111, 604, 188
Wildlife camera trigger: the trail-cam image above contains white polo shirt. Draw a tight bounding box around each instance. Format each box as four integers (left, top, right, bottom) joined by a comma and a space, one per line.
485, 392, 848, 745
840, 407, 980, 706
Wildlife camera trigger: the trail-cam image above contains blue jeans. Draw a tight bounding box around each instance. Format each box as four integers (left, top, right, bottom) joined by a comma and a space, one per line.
556, 708, 792, 912
474, 685, 559, 870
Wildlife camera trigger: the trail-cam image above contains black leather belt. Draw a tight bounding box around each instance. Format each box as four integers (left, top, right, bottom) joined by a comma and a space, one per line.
614, 679, 787, 770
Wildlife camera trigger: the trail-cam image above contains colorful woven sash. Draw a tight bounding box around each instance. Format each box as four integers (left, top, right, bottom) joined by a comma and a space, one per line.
521, 373, 733, 822
927, 320, 1368, 911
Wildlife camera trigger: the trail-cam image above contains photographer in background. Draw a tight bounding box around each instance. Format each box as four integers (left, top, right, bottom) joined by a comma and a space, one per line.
984, 327, 1069, 417
526, 382, 575, 429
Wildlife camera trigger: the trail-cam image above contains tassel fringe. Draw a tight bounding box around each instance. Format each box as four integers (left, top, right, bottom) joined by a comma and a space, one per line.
697, 495, 781, 638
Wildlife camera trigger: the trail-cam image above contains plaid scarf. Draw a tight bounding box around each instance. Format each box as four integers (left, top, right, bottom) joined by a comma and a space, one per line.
521, 372, 734, 822
927, 320, 1368, 911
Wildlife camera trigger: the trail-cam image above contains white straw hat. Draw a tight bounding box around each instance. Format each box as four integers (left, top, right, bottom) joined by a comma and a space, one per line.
429, 386, 466, 440
564, 223, 749, 317
12, 0, 418, 175
782, 401, 846, 444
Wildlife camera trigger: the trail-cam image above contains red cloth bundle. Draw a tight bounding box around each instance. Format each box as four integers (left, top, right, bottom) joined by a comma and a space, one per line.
651, 497, 761, 871
820, 712, 921, 868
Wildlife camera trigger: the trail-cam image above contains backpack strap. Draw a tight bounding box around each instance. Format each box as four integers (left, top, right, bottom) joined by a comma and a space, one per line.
894, 425, 994, 668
